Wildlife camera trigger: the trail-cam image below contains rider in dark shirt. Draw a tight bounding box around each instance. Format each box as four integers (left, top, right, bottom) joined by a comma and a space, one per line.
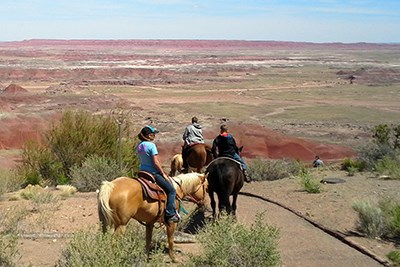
211, 124, 251, 182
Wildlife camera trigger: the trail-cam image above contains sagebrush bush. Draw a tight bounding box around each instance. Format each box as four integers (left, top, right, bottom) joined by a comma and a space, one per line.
0, 169, 24, 197
353, 199, 400, 240
249, 158, 304, 181
183, 213, 280, 267
0, 233, 18, 267
19, 185, 60, 204
70, 155, 127, 192
56, 226, 164, 267
0, 206, 28, 267
352, 201, 385, 238
17, 110, 139, 186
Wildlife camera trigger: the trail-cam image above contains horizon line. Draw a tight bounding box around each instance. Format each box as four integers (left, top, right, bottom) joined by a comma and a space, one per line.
1, 38, 399, 46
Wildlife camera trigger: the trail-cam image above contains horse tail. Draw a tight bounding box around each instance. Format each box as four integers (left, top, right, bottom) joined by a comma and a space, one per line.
97, 180, 115, 233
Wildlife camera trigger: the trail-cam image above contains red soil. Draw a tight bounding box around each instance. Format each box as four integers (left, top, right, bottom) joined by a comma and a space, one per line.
157, 123, 355, 165
2, 83, 28, 94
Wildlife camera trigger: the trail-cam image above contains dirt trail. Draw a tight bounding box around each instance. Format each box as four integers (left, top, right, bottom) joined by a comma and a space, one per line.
235, 193, 382, 267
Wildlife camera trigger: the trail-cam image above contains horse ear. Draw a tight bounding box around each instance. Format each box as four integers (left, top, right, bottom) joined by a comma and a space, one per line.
239, 146, 243, 152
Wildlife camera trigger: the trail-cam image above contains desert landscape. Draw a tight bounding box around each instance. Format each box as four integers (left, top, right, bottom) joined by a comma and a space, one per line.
0, 39, 400, 266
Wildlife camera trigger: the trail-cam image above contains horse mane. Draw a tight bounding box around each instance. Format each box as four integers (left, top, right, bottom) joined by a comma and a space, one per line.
173, 172, 204, 193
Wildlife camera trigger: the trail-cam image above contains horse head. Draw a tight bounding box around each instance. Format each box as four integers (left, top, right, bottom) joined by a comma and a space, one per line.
172, 172, 207, 207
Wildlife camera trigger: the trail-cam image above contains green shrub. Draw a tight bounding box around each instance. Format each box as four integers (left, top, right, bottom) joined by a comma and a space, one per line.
0, 206, 28, 267
387, 250, 400, 267
70, 155, 127, 192
56, 227, 164, 267
0, 169, 24, 196
341, 157, 365, 172
375, 155, 400, 179
249, 158, 304, 181
346, 166, 357, 176
379, 199, 400, 238
352, 201, 385, 238
353, 199, 400, 240
0, 233, 18, 267
19, 185, 60, 204
298, 172, 321, 194
183, 213, 280, 267
18, 110, 139, 186
373, 124, 392, 146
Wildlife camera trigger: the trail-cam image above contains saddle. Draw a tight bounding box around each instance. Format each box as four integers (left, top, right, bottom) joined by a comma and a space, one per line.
136, 171, 167, 202
184, 143, 202, 154
210, 156, 244, 171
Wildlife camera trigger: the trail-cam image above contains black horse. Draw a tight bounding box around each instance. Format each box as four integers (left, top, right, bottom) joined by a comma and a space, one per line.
205, 157, 244, 219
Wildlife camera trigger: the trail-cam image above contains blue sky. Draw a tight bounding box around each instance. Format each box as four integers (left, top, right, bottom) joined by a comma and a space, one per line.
1, 0, 399, 43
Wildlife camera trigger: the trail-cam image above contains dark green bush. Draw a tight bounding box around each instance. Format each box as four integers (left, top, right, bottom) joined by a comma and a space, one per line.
387, 250, 400, 266
341, 157, 365, 172
249, 158, 304, 181
17, 110, 139, 187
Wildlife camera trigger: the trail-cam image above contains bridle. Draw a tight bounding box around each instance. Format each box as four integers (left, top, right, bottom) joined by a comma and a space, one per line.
171, 175, 207, 206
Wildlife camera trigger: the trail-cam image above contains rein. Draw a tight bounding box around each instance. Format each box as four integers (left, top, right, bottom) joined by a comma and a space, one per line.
170, 175, 206, 205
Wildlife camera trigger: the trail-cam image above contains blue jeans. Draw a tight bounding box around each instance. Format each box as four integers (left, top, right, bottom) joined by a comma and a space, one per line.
233, 153, 247, 171
153, 173, 177, 217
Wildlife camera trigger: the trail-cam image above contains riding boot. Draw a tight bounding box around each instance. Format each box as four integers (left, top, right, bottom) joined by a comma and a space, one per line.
243, 170, 252, 183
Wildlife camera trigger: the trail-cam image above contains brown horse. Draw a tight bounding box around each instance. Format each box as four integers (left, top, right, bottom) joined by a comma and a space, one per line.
183, 143, 213, 173
97, 172, 207, 261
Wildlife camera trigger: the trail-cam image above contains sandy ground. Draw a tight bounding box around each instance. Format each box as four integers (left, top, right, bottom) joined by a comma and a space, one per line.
0, 168, 398, 267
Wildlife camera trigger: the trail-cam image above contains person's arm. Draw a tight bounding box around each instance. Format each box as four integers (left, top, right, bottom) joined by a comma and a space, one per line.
211, 138, 218, 158
232, 136, 239, 154
182, 126, 189, 141
153, 154, 168, 178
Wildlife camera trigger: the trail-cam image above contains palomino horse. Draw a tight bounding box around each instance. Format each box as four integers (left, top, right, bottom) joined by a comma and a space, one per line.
174, 143, 213, 174
169, 153, 183, 176
205, 157, 244, 219
97, 172, 207, 261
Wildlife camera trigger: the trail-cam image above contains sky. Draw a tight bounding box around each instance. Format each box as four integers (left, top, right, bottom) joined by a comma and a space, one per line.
1, 0, 399, 43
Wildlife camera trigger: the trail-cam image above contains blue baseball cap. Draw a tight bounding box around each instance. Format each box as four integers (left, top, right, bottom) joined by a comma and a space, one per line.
140, 125, 159, 136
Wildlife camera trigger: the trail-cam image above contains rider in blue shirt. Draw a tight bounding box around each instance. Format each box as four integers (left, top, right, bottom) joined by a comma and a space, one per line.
137, 125, 180, 223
